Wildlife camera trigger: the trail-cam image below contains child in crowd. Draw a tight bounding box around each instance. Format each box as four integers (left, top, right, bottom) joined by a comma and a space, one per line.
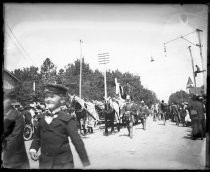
29, 83, 90, 169
3, 91, 29, 169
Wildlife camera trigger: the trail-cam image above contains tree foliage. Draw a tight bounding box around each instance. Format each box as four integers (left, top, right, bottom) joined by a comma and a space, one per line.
11, 58, 159, 107
40, 58, 57, 84
168, 90, 190, 104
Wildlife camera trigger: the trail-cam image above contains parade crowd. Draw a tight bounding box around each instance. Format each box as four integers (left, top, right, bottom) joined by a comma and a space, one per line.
2, 83, 206, 169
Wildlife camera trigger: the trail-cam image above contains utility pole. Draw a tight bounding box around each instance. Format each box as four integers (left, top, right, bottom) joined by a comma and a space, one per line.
98, 52, 110, 99
79, 40, 83, 98
33, 81, 35, 92
196, 29, 206, 94
188, 46, 197, 95
164, 29, 206, 95
180, 90, 183, 103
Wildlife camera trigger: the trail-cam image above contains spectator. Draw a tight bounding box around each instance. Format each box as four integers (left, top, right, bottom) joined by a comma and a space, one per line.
188, 94, 206, 140
2, 91, 29, 169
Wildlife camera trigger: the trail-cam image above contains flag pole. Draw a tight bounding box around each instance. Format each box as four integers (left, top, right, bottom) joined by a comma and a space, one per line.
79, 40, 83, 98
188, 46, 197, 95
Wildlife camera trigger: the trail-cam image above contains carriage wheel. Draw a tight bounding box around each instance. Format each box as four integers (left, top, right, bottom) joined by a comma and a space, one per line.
23, 124, 33, 141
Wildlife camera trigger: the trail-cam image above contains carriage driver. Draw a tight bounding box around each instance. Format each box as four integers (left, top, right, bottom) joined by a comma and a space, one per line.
121, 95, 135, 138
29, 83, 90, 169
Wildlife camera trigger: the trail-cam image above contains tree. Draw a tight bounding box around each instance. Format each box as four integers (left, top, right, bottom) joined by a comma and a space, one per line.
12, 66, 43, 105
168, 90, 190, 104
57, 68, 65, 84
13, 66, 40, 81
10, 58, 160, 106
40, 58, 57, 84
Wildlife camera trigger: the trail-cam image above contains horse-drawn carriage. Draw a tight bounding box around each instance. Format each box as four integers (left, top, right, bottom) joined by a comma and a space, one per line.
67, 94, 99, 135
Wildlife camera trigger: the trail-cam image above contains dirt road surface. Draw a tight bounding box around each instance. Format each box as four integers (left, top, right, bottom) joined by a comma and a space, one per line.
25, 116, 207, 169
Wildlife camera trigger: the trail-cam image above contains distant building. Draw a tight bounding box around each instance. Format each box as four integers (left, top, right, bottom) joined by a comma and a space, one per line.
187, 86, 204, 96
3, 68, 20, 93
185, 76, 204, 96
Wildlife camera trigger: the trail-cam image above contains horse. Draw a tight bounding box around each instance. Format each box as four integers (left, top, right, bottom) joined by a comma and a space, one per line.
68, 95, 89, 135
103, 97, 121, 135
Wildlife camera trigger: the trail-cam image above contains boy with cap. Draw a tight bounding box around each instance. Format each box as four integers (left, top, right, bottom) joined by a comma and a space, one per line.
3, 91, 29, 169
29, 84, 90, 169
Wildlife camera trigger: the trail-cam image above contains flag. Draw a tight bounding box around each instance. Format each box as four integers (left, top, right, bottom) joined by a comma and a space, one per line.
115, 78, 119, 94
186, 77, 193, 89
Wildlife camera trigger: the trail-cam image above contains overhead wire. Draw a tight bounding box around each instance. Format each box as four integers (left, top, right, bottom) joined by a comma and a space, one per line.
5, 30, 33, 66
5, 23, 38, 66
164, 30, 197, 45
163, 30, 197, 58
180, 36, 198, 46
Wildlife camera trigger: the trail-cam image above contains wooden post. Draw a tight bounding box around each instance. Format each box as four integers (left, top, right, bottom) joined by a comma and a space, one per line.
79, 40, 83, 98
188, 46, 197, 95
196, 29, 206, 95
33, 81, 35, 92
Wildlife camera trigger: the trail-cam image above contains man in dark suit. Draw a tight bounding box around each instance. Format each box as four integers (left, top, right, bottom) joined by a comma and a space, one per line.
2, 91, 29, 169
29, 83, 90, 169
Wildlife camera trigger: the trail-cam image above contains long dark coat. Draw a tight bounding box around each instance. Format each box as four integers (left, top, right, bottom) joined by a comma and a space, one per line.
30, 111, 90, 169
3, 107, 29, 169
188, 99, 205, 139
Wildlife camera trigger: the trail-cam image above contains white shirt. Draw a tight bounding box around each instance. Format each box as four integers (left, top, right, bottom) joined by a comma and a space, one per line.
44, 107, 61, 124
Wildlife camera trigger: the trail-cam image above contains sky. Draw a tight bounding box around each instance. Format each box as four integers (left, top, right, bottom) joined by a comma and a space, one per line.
4, 3, 208, 102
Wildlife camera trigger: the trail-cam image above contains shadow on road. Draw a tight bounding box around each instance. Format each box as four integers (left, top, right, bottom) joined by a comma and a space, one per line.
183, 135, 192, 140
119, 134, 129, 138
80, 135, 91, 139
170, 123, 179, 126
158, 123, 166, 126
135, 127, 145, 130
182, 131, 192, 140
102, 131, 119, 136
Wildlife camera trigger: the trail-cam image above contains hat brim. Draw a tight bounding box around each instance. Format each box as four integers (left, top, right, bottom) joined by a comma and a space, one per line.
44, 84, 68, 95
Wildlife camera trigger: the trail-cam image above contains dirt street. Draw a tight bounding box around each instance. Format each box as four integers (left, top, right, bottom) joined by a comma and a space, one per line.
25, 116, 207, 169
